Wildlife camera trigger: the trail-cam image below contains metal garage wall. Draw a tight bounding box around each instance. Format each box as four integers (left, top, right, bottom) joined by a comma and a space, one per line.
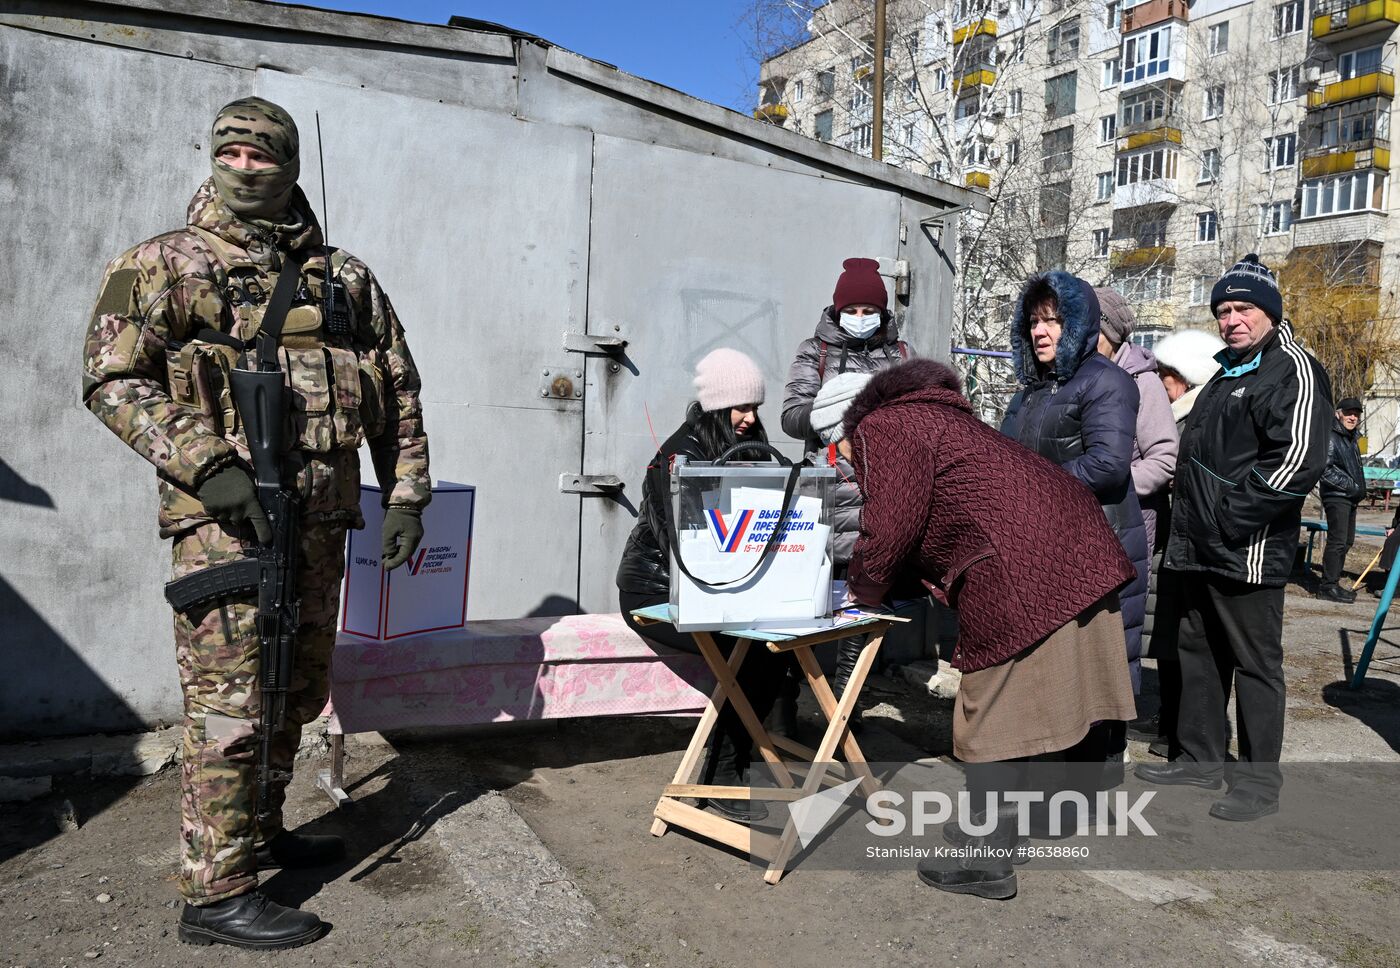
576, 135, 903, 613
0, 27, 251, 736
258, 71, 594, 619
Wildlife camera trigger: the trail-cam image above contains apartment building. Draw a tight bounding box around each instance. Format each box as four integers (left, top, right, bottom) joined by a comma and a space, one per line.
759, 0, 1400, 449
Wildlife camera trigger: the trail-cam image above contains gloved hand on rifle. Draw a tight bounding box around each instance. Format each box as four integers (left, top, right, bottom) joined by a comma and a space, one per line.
382, 507, 424, 570
198, 466, 273, 544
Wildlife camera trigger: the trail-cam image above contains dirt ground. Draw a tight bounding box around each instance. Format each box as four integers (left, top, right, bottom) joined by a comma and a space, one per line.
4, 515, 1400, 968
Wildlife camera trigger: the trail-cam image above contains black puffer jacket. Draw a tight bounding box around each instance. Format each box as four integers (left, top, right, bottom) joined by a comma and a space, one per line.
1000, 271, 1148, 689
616, 414, 774, 596
1166, 321, 1332, 586
782, 307, 911, 565
1320, 418, 1365, 503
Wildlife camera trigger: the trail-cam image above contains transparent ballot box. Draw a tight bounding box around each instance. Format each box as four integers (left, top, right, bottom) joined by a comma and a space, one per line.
668, 452, 836, 632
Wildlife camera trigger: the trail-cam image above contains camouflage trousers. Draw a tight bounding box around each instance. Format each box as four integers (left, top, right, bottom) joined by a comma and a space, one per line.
171, 520, 347, 905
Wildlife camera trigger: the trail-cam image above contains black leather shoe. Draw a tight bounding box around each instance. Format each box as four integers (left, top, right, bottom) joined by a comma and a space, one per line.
917, 855, 1017, 899
1339, 586, 1358, 603
1315, 583, 1351, 603
255, 831, 345, 869
1134, 762, 1223, 789
178, 891, 325, 950
1147, 739, 1169, 759
707, 795, 769, 824
1209, 791, 1279, 822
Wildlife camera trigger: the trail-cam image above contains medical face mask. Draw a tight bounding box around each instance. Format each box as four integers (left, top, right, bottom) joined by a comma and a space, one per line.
839, 312, 881, 340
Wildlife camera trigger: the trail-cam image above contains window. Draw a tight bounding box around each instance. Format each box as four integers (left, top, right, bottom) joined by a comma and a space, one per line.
1199, 147, 1221, 182
962, 140, 992, 166
1196, 210, 1218, 242
1207, 22, 1229, 56
1102, 58, 1121, 88
1042, 126, 1075, 174
1013, 35, 1026, 63
793, 79, 804, 102
1268, 65, 1301, 104
1317, 100, 1390, 147
1045, 72, 1078, 120
1007, 138, 1022, 163
851, 75, 872, 114
1119, 88, 1174, 129
1203, 85, 1225, 120
955, 94, 981, 119
814, 110, 833, 142
1340, 46, 1384, 81
817, 69, 835, 97
1037, 236, 1068, 271
1260, 200, 1294, 235
1106, 1, 1122, 30
1190, 275, 1214, 306
1100, 115, 1117, 144
1266, 132, 1297, 169
1097, 171, 1114, 201
1048, 18, 1081, 64
1300, 171, 1387, 218
1116, 146, 1178, 185
1092, 228, 1110, 258
905, 75, 919, 99
932, 159, 947, 179
903, 121, 917, 147
1273, 0, 1304, 37
1008, 88, 1023, 116
1123, 26, 1172, 83
934, 67, 948, 91
1114, 267, 1174, 302
851, 122, 873, 153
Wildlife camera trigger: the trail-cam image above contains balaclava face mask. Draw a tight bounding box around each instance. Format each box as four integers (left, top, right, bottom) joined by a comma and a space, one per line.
209, 97, 300, 220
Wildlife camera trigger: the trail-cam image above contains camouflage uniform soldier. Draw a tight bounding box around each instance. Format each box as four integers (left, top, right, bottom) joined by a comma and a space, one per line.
81, 98, 431, 949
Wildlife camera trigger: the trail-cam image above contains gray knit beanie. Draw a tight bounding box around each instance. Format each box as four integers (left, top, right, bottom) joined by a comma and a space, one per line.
1095, 287, 1136, 347
810, 372, 872, 445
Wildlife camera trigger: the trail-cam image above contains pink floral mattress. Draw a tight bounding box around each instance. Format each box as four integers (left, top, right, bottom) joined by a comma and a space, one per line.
329, 613, 713, 732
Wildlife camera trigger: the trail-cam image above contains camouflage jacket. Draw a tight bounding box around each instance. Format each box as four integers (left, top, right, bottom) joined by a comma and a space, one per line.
82, 178, 431, 536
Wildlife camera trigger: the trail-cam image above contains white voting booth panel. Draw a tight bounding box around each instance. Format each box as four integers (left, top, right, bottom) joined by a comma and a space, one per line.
670, 463, 835, 632
341, 483, 476, 640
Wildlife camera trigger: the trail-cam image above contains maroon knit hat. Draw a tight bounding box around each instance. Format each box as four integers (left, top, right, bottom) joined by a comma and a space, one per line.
832, 258, 888, 312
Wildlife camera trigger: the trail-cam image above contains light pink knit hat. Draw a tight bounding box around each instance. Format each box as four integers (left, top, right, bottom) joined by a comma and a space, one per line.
693, 348, 766, 412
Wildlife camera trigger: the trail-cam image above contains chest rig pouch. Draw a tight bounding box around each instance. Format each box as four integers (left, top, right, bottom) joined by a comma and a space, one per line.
168, 233, 387, 452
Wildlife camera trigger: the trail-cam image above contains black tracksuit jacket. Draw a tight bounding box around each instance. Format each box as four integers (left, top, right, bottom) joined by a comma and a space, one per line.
1164, 321, 1333, 587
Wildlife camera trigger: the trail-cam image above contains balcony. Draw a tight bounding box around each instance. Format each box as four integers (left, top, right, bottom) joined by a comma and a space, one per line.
1308, 70, 1395, 109
953, 66, 997, 93
965, 169, 992, 190
1114, 178, 1178, 209
953, 18, 998, 45
1118, 126, 1183, 151
1110, 245, 1176, 270
1312, 0, 1400, 41
1123, 0, 1189, 33
1119, 106, 1186, 138
752, 103, 789, 124
1301, 138, 1391, 176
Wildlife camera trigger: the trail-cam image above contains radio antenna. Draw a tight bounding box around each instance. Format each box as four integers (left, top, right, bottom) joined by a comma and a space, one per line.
315, 110, 329, 247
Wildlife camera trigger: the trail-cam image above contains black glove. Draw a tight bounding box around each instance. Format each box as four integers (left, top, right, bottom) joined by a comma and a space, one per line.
197, 466, 272, 544
381, 507, 424, 571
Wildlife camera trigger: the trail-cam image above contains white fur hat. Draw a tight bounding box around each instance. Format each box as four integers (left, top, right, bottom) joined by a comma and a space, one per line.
811, 372, 873, 445
1153, 328, 1226, 388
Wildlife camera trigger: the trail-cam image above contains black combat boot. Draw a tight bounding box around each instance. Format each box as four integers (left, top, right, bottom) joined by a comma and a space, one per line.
255, 831, 346, 869
830, 637, 865, 731
178, 891, 325, 949
919, 804, 1019, 899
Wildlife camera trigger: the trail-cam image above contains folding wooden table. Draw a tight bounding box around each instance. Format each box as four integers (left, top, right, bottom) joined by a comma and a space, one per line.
628, 604, 906, 884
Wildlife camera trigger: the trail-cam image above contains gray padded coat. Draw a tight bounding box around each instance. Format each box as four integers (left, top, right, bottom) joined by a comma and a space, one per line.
781, 306, 911, 565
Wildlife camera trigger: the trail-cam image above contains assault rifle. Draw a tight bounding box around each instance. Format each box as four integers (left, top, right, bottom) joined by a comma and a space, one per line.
164, 262, 302, 827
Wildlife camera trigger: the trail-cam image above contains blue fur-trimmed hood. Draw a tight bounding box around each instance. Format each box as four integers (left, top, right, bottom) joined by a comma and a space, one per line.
1010, 271, 1102, 385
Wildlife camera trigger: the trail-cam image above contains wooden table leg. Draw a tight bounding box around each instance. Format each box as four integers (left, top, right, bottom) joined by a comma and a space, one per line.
763, 637, 885, 885
693, 631, 794, 788
793, 634, 884, 798
651, 640, 752, 837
